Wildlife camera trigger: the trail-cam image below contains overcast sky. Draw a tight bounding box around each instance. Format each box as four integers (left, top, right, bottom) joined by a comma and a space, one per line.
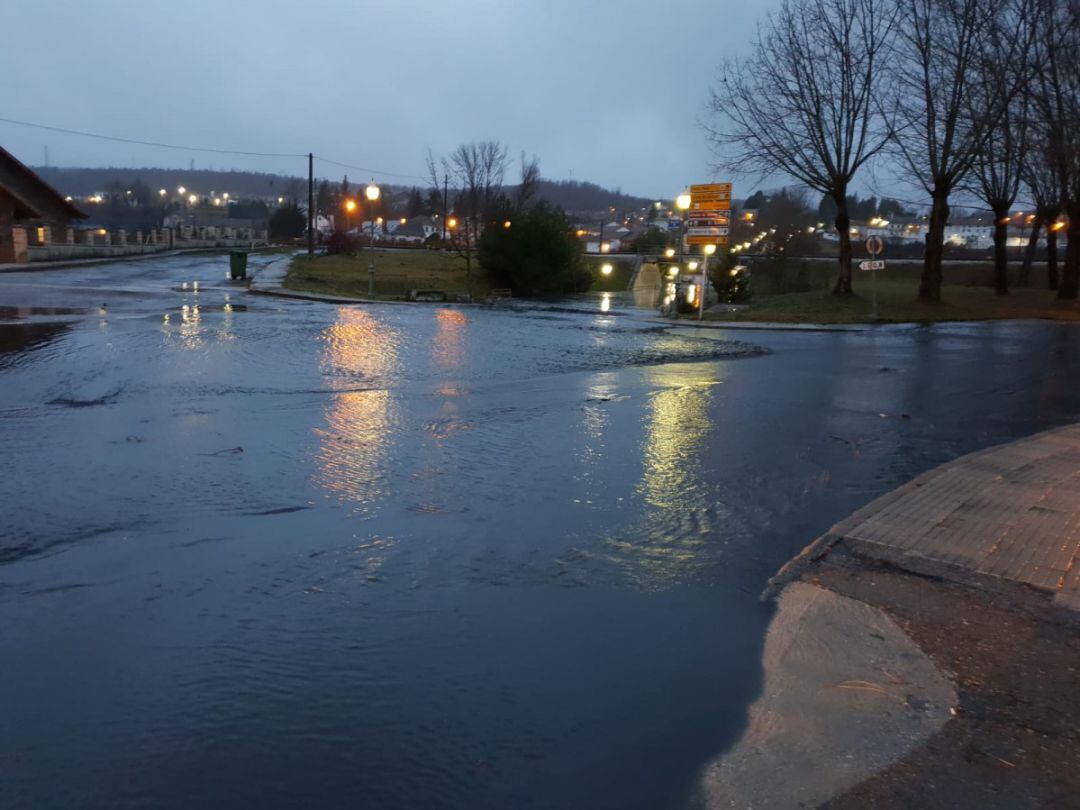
0, 0, 779, 197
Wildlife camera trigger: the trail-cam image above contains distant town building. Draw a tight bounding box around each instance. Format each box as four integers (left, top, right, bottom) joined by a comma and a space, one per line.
0, 146, 87, 262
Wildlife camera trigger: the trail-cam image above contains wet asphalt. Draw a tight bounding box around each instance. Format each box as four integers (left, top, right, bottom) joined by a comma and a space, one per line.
2, 253, 1079, 809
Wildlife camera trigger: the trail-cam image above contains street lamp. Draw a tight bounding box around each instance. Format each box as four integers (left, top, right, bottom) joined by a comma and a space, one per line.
365, 181, 381, 296
344, 198, 357, 232
601, 263, 613, 276
671, 191, 692, 319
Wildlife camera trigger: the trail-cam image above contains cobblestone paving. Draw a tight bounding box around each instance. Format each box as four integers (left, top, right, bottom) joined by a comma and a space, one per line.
835, 424, 1080, 611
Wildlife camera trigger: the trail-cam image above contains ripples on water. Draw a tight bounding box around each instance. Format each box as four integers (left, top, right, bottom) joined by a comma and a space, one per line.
4, 266, 1080, 809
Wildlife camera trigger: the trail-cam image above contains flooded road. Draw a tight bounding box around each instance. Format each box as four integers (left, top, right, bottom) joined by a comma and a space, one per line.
2, 254, 1080, 809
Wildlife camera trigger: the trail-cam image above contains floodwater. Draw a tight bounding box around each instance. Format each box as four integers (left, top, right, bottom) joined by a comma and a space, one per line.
2, 254, 1079, 809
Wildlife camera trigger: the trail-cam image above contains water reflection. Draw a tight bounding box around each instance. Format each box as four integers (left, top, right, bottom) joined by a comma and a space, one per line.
432, 308, 468, 372
315, 308, 401, 510
608, 363, 724, 587
576, 372, 620, 494
640, 364, 718, 509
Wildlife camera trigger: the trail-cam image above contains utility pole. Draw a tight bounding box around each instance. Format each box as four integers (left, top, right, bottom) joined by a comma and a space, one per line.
442, 175, 449, 242
597, 220, 604, 255
307, 153, 314, 258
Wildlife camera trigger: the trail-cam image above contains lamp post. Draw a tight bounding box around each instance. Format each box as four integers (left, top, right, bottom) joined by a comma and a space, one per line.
344, 198, 357, 233
701, 243, 717, 320
674, 191, 692, 318
365, 181, 380, 297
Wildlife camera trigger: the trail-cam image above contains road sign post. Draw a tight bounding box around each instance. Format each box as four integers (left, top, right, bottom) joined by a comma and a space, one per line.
864, 236, 884, 320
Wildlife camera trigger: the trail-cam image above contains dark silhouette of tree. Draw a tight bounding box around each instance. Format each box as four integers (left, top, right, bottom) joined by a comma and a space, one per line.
406, 187, 425, 218
1029, 0, 1080, 300
269, 202, 306, 239
478, 202, 583, 295
710, 0, 897, 295
891, 0, 1038, 301
515, 153, 541, 210
1019, 148, 1064, 289
428, 141, 509, 292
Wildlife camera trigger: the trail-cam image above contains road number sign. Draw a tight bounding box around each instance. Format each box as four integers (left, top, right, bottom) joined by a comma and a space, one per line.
859, 260, 885, 271
865, 236, 884, 255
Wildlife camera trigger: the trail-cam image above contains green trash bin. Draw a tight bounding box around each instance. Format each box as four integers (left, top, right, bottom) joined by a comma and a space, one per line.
229, 251, 248, 280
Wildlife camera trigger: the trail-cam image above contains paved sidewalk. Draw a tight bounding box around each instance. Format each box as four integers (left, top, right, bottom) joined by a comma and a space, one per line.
822, 424, 1080, 610
742, 424, 1080, 807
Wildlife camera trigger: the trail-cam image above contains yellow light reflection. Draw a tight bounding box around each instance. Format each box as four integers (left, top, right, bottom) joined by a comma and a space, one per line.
315, 308, 401, 509
432, 308, 468, 371
607, 363, 722, 587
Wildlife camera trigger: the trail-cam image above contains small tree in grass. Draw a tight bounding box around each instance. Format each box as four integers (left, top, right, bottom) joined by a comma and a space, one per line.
269, 202, 307, 239
478, 202, 584, 296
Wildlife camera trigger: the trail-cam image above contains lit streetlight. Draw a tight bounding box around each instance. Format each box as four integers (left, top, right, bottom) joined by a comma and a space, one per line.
178, 186, 186, 195
158, 188, 167, 197
601, 263, 613, 276
365, 181, 381, 296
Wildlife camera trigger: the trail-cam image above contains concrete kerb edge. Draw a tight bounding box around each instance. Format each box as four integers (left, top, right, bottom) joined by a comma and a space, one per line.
764, 422, 1080, 605
0, 246, 280, 274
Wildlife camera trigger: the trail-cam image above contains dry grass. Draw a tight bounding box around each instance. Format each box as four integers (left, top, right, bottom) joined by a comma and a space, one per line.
285, 251, 492, 300
710, 279, 1080, 324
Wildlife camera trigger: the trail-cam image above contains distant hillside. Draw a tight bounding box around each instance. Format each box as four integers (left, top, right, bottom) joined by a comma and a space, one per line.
32, 167, 656, 216
33, 166, 306, 200
530, 180, 656, 215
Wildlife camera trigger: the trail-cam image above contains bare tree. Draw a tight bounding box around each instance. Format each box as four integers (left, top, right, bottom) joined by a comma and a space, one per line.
709, 0, 897, 295
968, 77, 1032, 295
1018, 148, 1064, 289
516, 152, 541, 211
891, 0, 1037, 301
428, 141, 509, 292
1030, 0, 1080, 300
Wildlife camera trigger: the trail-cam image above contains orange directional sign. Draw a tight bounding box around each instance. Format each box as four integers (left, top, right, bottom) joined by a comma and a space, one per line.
687, 182, 733, 242
691, 183, 732, 197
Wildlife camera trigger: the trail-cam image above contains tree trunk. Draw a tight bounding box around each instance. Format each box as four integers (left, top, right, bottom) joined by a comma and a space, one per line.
919, 192, 949, 302
992, 207, 1009, 296
1047, 226, 1059, 291
1058, 208, 1080, 300
1017, 215, 1042, 287
833, 195, 853, 295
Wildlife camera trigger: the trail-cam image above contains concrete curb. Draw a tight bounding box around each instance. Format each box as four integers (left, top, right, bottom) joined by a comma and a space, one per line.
0, 246, 281, 274
699, 582, 958, 809
764, 422, 1080, 605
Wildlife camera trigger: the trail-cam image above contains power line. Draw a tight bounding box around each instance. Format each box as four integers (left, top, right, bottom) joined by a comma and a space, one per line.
0, 115, 305, 158
313, 154, 427, 182
0, 115, 428, 182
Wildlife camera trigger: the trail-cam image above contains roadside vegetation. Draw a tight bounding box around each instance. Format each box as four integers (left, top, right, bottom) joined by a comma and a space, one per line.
701, 258, 1080, 323
285, 249, 491, 300
710, 0, 1078, 307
